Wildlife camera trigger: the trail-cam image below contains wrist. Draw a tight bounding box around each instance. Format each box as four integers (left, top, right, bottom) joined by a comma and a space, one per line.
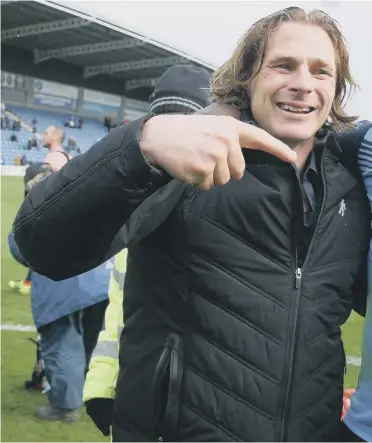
140, 114, 160, 167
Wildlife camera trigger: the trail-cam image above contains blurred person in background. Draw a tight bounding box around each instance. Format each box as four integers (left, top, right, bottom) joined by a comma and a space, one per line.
339, 123, 372, 442
42, 126, 71, 171
26, 135, 38, 150
13, 7, 372, 441
67, 136, 77, 152
8, 127, 69, 295
83, 64, 211, 437
8, 135, 111, 422
8, 230, 111, 422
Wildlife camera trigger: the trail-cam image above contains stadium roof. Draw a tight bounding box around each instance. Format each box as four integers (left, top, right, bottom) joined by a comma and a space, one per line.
1, 0, 214, 101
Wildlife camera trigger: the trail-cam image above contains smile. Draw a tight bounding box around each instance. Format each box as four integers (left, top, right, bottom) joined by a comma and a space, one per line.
277, 103, 314, 114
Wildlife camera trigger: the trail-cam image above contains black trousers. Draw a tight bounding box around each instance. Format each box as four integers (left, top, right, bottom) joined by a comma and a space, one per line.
82, 299, 109, 369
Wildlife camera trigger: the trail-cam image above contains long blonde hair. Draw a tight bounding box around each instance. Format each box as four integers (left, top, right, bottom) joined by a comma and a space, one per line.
211, 7, 358, 131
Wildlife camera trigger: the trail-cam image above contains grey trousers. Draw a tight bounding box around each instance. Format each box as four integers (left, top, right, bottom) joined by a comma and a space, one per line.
39, 311, 85, 410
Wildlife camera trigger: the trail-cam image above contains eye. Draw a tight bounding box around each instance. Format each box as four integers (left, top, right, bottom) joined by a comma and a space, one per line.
277, 64, 291, 70
314, 68, 330, 76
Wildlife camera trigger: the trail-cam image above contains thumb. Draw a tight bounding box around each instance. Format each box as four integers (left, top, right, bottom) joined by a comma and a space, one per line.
237, 121, 296, 163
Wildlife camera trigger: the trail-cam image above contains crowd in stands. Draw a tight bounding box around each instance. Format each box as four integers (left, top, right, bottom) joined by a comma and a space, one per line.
1, 103, 109, 166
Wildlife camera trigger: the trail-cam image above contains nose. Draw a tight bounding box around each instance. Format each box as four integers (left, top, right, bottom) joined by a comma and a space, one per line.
288, 66, 313, 95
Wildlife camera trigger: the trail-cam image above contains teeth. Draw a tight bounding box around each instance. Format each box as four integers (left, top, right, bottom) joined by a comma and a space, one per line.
278, 104, 312, 113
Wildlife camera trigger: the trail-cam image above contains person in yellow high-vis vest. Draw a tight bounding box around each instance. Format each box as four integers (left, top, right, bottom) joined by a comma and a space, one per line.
83, 64, 211, 437
84, 248, 127, 436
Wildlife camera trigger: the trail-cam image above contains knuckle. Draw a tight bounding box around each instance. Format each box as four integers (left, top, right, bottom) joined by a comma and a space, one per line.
198, 178, 212, 191
211, 147, 225, 163
229, 158, 245, 178
219, 176, 230, 185
200, 137, 224, 162
200, 184, 211, 191
230, 167, 245, 179
204, 124, 235, 149
189, 160, 213, 178
214, 127, 235, 147
187, 162, 205, 177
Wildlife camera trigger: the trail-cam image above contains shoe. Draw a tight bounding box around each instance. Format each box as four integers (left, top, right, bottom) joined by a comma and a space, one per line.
36, 404, 80, 422
8, 280, 31, 295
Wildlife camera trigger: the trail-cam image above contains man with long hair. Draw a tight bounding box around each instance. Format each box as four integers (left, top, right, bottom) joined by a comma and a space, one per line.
14, 7, 371, 441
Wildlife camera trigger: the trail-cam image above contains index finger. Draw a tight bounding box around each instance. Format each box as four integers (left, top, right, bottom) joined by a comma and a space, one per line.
236, 120, 296, 163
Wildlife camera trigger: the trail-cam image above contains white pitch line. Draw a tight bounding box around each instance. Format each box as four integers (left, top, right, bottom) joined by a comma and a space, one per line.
1, 323, 36, 332
0, 323, 363, 367
346, 356, 362, 366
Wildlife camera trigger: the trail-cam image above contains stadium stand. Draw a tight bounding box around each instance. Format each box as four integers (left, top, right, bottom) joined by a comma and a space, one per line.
1, 0, 213, 165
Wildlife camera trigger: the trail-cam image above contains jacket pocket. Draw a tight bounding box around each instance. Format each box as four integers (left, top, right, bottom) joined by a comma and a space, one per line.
152, 333, 183, 441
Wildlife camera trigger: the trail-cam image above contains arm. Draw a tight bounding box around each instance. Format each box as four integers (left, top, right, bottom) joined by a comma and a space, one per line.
335, 120, 372, 178
13, 118, 172, 281
83, 250, 127, 437
14, 107, 295, 281
8, 231, 28, 267
353, 125, 372, 317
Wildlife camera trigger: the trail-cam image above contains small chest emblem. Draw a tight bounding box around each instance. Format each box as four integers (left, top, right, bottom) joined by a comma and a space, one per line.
339, 199, 346, 217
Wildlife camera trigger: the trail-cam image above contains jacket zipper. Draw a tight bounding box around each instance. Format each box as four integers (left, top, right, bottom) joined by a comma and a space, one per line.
153, 346, 171, 441
156, 333, 182, 442
277, 151, 327, 441
295, 268, 302, 289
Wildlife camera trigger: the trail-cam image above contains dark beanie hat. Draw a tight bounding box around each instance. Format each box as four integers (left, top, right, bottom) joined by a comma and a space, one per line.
149, 64, 211, 114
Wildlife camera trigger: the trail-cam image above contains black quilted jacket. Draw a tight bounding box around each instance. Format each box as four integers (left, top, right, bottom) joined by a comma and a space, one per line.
13, 117, 371, 441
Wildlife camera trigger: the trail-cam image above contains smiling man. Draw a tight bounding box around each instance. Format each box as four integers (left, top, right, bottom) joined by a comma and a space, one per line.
13, 7, 371, 442
241, 22, 335, 157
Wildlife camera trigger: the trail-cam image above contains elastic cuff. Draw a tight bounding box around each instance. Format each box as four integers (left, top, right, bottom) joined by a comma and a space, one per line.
123, 115, 172, 188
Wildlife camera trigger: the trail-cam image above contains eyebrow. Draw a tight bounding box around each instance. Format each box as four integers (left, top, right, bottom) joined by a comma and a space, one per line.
268, 54, 335, 72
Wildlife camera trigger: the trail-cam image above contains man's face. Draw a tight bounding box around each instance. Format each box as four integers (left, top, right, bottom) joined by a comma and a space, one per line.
43, 127, 55, 148
250, 22, 337, 146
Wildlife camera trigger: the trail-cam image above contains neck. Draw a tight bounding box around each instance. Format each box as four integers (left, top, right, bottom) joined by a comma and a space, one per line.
286, 137, 315, 170
49, 143, 63, 152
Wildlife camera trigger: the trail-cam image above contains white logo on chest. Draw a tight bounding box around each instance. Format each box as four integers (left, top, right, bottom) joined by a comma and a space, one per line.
339, 199, 346, 217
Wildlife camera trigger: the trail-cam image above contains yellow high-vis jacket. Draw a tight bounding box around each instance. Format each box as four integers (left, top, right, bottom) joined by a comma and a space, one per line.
83, 249, 127, 402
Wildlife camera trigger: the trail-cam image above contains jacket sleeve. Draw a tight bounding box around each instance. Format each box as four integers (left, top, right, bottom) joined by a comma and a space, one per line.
12, 117, 174, 281
83, 249, 127, 402
352, 124, 372, 317
336, 120, 372, 179
8, 231, 28, 267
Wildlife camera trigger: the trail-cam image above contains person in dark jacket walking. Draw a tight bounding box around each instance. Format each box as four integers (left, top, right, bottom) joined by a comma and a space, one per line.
13, 7, 371, 442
